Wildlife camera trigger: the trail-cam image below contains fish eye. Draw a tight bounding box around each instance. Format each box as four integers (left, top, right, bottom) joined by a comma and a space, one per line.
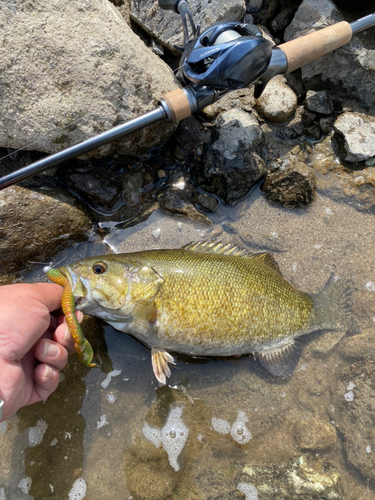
93, 262, 107, 275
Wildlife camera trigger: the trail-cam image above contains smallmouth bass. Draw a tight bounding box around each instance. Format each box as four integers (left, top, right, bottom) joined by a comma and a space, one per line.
50, 241, 354, 383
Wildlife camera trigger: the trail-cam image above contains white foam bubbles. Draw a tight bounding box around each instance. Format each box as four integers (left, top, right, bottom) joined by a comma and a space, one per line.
230, 411, 252, 444
68, 478, 87, 500
28, 419, 47, 447
212, 411, 252, 445
97, 415, 108, 429
344, 391, 354, 402
101, 369, 121, 389
142, 402, 189, 471
237, 482, 258, 500
106, 394, 116, 404
18, 477, 32, 495
211, 417, 231, 435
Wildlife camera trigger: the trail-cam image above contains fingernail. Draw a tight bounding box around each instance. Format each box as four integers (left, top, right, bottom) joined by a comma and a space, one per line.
76, 311, 84, 323
63, 325, 72, 343
44, 365, 56, 379
43, 341, 60, 357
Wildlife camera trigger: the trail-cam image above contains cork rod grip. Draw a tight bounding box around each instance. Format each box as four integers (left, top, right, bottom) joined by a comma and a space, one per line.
279, 21, 352, 74
162, 88, 192, 123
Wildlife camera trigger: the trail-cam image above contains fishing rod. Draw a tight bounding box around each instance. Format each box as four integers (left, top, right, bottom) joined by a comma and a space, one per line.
0, 1, 374, 190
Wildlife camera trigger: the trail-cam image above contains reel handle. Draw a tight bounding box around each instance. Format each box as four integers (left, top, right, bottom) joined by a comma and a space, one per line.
279, 21, 352, 74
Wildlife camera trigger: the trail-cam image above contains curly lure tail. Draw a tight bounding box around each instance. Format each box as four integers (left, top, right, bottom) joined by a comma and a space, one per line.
46, 268, 95, 367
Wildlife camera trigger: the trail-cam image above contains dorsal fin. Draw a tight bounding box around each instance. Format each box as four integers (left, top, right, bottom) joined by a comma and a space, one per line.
247, 252, 282, 275
181, 240, 249, 257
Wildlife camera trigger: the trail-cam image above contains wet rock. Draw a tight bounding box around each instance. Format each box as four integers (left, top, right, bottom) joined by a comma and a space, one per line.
158, 189, 211, 224
0, 0, 177, 157
239, 456, 343, 499
284, 0, 375, 113
294, 417, 337, 451
312, 135, 375, 210
0, 186, 92, 285
333, 357, 375, 482
201, 88, 256, 122
333, 112, 375, 165
122, 170, 144, 207
194, 109, 267, 204
131, 0, 246, 55
338, 329, 375, 363
191, 192, 218, 212
305, 90, 334, 115
173, 116, 212, 158
262, 161, 316, 208
59, 165, 121, 212
310, 330, 347, 357
255, 76, 298, 124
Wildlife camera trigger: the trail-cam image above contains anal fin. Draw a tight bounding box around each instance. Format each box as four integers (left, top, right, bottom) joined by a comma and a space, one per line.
151, 347, 176, 385
256, 341, 300, 377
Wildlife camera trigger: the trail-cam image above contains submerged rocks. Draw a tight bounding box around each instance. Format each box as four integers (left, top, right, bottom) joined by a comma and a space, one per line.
0, 0, 177, 158
194, 110, 267, 204
262, 161, 316, 208
0, 185, 92, 285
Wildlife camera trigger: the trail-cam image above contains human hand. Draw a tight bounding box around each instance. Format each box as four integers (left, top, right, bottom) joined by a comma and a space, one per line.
0, 283, 80, 421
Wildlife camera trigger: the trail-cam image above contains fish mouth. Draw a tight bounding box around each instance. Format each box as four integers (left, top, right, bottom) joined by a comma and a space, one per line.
58, 265, 88, 309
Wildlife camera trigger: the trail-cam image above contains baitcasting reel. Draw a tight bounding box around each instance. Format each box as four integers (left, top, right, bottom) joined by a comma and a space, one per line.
160, 0, 273, 92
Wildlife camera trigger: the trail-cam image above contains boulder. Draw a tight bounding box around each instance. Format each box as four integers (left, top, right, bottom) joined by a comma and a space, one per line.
284, 0, 375, 113
0, 0, 178, 158
0, 186, 92, 285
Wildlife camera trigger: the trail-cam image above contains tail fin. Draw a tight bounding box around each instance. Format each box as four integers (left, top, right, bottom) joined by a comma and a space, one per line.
312, 273, 358, 334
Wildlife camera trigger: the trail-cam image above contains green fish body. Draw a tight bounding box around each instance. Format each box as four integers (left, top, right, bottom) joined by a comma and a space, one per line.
57, 241, 352, 383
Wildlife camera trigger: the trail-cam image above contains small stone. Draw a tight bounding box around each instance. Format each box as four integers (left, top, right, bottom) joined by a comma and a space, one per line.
191, 192, 218, 212
305, 90, 333, 115
158, 189, 210, 224
255, 75, 298, 123
294, 418, 337, 450
319, 116, 333, 134
262, 162, 316, 208
246, 0, 263, 14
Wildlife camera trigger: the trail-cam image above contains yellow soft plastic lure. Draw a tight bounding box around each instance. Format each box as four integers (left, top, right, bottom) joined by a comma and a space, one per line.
46, 268, 95, 367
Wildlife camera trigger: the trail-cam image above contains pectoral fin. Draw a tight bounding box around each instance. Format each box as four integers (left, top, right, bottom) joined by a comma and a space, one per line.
256, 341, 301, 377
132, 300, 157, 323
151, 347, 176, 385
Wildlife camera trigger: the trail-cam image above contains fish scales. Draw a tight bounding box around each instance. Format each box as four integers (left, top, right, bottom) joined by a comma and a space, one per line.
137, 249, 313, 347
53, 242, 354, 383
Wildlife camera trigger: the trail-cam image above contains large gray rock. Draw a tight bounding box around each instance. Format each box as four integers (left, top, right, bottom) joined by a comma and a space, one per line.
131, 0, 246, 54
284, 0, 375, 112
0, 0, 178, 158
0, 186, 92, 285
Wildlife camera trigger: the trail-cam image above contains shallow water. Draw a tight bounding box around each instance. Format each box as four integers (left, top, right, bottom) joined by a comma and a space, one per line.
1, 184, 375, 500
